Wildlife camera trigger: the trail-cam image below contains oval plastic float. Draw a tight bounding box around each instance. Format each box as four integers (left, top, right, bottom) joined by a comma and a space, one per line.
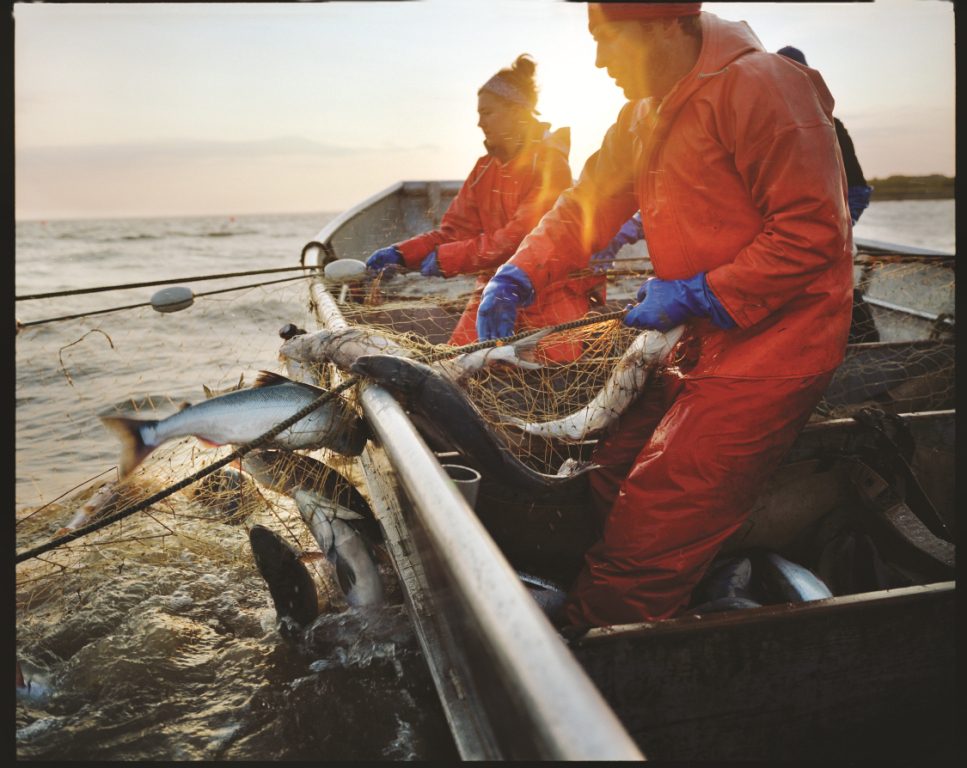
150, 285, 195, 313
323, 258, 367, 283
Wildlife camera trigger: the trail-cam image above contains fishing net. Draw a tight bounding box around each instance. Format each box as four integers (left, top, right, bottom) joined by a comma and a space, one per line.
15, 272, 374, 623
14, 232, 956, 616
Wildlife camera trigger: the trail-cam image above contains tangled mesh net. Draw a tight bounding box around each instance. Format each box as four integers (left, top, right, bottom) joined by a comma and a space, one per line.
15, 238, 956, 614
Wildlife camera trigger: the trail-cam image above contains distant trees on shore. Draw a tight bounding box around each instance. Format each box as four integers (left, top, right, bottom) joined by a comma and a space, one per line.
868, 174, 954, 200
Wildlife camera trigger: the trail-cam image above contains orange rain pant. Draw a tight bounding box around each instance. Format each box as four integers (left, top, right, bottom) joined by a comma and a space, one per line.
562, 365, 835, 628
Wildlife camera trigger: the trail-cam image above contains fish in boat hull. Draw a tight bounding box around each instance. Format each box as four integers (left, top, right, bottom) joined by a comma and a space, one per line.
349, 354, 594, 494
518, 571, 568, 621
753, 551, 834, 603
100, 371, 369, 477
685, 596, 764, 615
692, 556, 756, 604
16, 659, 51, 703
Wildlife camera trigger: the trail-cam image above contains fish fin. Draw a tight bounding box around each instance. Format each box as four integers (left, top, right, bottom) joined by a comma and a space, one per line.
176, 400, 193, 411
513, 328, 552, 365
202, 384, 215, 398
99, 415, 157, 477
333, 552, 358, 597
195, 437, 224, 448
252, 370, 294, 388
249, 525, 319, 628
555, 458, 599, 477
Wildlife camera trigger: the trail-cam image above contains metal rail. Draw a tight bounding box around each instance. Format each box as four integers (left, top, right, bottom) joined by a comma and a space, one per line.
304, 238, 644, 759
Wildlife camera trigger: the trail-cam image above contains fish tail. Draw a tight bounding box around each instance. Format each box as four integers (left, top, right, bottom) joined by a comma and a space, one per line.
99, 415, 156, 477
513, 328, 552, 366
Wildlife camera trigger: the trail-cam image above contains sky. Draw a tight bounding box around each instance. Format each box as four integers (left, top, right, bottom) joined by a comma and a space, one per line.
13, 0, 957, 221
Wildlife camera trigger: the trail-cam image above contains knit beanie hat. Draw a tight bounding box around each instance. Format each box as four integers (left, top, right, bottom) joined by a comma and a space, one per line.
588, 2, 702, 33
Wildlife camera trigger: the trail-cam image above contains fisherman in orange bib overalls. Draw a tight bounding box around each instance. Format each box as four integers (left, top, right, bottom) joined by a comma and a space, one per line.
365, 54, 604, 363
476, 3, 853, 628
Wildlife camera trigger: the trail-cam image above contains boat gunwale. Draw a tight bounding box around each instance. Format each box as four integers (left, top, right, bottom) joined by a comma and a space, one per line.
573, 580, 956, 646
302, 182, 956, 759
301, 180, 464, 268
306, 277, 646, 761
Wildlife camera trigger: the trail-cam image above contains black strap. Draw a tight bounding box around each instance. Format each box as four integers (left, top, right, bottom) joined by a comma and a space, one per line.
846, 457, 954, 581
850, 408, 951, 541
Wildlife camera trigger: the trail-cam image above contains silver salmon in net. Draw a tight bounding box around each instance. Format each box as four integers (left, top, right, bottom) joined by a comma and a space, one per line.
508, 325, 684, 442
100, 371, 368, 477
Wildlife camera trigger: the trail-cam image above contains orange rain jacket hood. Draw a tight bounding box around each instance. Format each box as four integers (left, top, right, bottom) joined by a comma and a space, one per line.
508, 12, 853, 379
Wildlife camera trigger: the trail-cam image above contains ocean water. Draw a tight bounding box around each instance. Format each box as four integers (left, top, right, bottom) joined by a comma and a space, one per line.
851, 197, 955, 253
13, 199, 955, 760
15, 211, 460, 761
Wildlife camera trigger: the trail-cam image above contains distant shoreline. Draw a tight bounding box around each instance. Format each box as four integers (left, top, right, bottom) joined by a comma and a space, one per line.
867, 174, 954, 201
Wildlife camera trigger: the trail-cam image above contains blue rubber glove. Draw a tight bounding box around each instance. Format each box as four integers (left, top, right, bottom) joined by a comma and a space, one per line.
590, 212, 644, 273
420, 250, 442, 277
847, 185, 873, 224
365, 245, 404, 274
623, 273, 735, 331
476, 264, 536, 341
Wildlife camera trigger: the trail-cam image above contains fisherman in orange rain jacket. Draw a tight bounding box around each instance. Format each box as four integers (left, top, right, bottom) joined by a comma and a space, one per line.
365, 54, 604, 363
476, 3, 853, 628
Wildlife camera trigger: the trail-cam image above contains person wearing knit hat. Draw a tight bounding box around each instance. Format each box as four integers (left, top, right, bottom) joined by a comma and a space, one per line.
776, 44, 807, 66
477, 3, 854, 629
365, 54, 600, 362
777, 45, 874, 226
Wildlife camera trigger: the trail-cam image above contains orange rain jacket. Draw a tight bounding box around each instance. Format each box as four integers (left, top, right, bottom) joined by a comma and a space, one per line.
507, 13, 853, 380
396, 121, 574, 278
394, 123, 605, 353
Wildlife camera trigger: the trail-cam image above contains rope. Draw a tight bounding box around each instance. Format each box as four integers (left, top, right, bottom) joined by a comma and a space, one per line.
16, 265, 316, 301
15, 306, 628, 564
17, 274, 314, 329
15, 376, 358, 563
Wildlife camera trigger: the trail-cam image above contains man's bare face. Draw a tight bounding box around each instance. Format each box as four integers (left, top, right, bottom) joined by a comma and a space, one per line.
593, 18, 674, 100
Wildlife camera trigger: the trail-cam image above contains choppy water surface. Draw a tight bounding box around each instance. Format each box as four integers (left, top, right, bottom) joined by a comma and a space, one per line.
14, 201, 954, 760
15, 211, 458, 761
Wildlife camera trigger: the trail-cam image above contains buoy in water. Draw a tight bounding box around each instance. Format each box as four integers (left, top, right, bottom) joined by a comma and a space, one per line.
323, 258, 367, 283
151, 285, 195, 313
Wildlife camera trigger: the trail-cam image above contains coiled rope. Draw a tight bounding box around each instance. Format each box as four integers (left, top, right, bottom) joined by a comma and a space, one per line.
15, 306, 628, 563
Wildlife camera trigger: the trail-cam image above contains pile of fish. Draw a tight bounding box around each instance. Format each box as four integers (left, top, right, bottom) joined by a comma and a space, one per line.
514, 550, 839, 626
686, 551, 834, 615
